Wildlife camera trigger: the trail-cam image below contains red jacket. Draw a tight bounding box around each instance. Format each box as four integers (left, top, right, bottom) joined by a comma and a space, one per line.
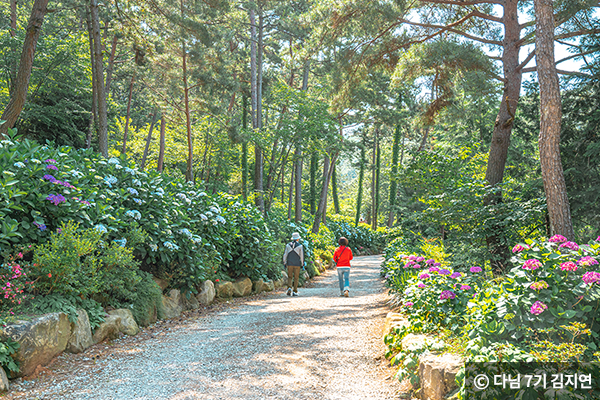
333, 246, 353, 267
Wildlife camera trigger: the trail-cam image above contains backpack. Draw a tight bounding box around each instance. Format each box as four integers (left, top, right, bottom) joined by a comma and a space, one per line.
286, 242, 302, 266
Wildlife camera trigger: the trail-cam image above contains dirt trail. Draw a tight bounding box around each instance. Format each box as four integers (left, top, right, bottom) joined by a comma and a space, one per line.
8, 255, 400, 400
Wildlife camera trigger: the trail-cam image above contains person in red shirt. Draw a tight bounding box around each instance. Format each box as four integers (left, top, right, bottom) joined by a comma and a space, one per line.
333, 237, 353, 297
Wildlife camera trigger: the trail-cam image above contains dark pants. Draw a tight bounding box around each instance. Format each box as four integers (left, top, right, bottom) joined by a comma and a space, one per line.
287, 265, 301, 292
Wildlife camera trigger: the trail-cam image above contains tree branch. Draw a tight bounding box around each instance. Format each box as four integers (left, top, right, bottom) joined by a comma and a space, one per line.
399, 16, 503, 46
421, 0, 504, 5
517, 50, 536, 71
521, 66, 591, 77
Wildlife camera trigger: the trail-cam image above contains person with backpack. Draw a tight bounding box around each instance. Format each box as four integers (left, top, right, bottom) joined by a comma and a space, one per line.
283, 232, 304, 296
333, 237, 353, 297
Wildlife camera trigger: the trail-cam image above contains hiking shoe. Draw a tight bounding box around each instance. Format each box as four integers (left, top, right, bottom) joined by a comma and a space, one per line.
287, 288, 292, 296
292, 292, 299, 296
343, 290, 349, 297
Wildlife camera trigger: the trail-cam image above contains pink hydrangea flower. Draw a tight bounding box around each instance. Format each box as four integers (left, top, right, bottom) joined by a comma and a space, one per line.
459, 285, 471, 290
412, 264, 422, 269
578, 256, 599, 267
470, 266, 483, 273
522, 259, 542, 270
582, 271, 600, 285
440, 290, 456, 300
408, 255, 417, 261
405, 302, 414, 307
417, 283, 426, 289
560, 262, 578, 271
530, 301, 548, 315
429, 267, 440, 273
529, 281, 549, 291
512, 244, 529, 253
419, 273, 430, 280
559, 241, 579, 251
597, 236, 600, 242
549, 235, 567, 243
416, 256, 425, 262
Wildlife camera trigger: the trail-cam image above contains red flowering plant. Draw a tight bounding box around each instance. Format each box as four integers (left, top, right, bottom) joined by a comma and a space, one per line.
0, 246, 35, 325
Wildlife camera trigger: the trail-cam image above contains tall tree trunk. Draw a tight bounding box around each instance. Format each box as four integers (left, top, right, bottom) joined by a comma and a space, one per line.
312, 153, 337, 233
535, 0, 574, 239
371, 128, 378, 230
373, 132, 381, 230
485, 0, 523, 273
0, 0, 50, 137
288, 165, 294, 220
388, 125, 401, 227
355, 146, 366, 226
309, 153, 318, 214
294, 60, 310, 223
242, 96, 248, 201
85, 10, 97, 149
90, 0, 108, 156
322, 155, 329, 224
104, 35, 118, 94
250, 8, 264, 211
181, 0, 193, 182
157, 116, 166, 172
141, 109, 159, 169
332, 162, 340, 214
121, 72, 136, 154
8, 0, 18, 97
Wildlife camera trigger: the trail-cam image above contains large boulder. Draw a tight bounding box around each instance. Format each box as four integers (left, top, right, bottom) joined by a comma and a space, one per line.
108, 309, 139, 336
418, 353, 463, 400
66, 309, 93, 354
264, 280, 275, 292
252, 279, 267, 295
162, 289, 184, 319
0, 368, 8, 391
152, 277, 170, 291
232, 277, 252, 297
383, 312, 409, 339
92, 314, 122, 344
181, 291, 200, 310
215, 281, 234, 299
196, 280, 215, 305
0, 312, 71, 378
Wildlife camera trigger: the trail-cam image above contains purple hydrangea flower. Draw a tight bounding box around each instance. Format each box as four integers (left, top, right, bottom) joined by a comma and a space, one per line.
522, 259, 542, 271
425, 259, 435, 265
549, 235, 567, 243
439, 269, 451, 275
433, 262, 441, 267
560, 261, 577, 271
440, 290, 456, 300
578, 256, 599, 267
46, 194, 66, 205
530, 281, 549, 291
33, 221, 47, 231
43, 174, 57, 183
61, 181, 76, 189
46, 164, 58, 171
419, 273, 430, 280
429, 266, 440, 273
559, 241, 579, 251
450, 272, 462, 279
417, 283, 426, 289
582, 271, 600, 285
470, 266, 483, 273
530, 301, 548, 315
45, 159, 57, 164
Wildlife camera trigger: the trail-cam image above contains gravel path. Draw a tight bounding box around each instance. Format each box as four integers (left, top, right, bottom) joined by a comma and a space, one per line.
8, 255, 400, 400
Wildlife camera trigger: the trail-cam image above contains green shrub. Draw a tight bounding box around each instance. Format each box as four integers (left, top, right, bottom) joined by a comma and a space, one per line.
0, 338, 20, 376
130, 271, 164, 326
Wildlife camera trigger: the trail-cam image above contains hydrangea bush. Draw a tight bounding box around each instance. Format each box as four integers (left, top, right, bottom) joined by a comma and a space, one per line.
0, 134, 281, 293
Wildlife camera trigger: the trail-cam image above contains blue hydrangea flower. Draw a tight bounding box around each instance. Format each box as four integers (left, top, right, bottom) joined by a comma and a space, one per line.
113, 238, 127, 247
133, 198, 142, 205
94, 224, 108, 233
125, 210, 142, 220
149, 244, 158, 252
200, 214, 208, 221
108, 157, 120, 165
216, 216, 226, 224
132, 179, 142, 187
178, 228, 192, 239
163, 241, 179, 251
103, 175, 118, 187
127, 187, 139, 196
13, 162, 26, 168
